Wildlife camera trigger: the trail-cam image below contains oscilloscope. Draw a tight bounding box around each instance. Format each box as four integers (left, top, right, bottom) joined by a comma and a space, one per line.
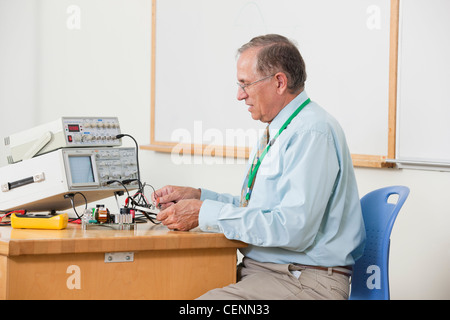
0, 147, 139, 212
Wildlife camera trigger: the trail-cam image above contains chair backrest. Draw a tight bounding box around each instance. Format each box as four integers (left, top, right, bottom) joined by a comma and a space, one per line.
350, 186, 410, 300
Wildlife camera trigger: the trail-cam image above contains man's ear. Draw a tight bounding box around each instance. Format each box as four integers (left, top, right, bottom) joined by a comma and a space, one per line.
275, 72, 288, 94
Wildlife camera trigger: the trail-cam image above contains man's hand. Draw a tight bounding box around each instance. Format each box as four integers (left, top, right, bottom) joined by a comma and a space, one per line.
156, 199, 202, 231
152, 185, 201, 210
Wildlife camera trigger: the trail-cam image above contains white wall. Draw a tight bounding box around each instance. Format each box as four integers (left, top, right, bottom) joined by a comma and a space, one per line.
0, 0, 39, 138
0, 0, 448, 299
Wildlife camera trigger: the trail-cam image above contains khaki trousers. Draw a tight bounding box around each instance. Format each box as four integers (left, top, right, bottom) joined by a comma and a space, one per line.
197, 257, 350, 300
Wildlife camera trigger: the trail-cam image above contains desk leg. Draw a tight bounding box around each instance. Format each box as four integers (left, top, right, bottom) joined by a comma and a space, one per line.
0, 256, 7, 300
5, 248, 237, 299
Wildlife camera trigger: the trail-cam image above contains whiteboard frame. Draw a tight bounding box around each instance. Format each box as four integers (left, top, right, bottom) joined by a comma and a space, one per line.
395, 0, 450, 169
142, 0, 400, 168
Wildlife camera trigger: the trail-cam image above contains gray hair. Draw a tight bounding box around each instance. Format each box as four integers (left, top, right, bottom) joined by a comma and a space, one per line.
237, 34, 307, 94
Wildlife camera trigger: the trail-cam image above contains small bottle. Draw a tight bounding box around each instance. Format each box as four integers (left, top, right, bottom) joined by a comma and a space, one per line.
82, 208, 94, 229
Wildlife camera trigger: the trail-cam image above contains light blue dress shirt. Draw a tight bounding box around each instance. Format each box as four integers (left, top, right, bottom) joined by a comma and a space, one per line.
199, 91, 365, 267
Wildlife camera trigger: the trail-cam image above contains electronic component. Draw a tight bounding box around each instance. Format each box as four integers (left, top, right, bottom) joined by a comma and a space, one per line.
11, 213, 69, 230
81, 206, 136, 230
94, 205, 110, 223
1, 117, 122, 165
0, 147, 139, 212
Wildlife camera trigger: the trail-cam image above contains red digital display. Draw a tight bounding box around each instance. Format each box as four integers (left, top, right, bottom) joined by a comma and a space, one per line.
68, 124, 80, 132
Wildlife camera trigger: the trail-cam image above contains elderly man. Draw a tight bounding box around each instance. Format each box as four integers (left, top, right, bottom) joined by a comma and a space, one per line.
153, 34, 365, 300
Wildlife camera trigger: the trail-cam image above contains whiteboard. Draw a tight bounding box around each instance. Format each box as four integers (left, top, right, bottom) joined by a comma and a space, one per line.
396, 0, 450, 165
151, 0, 393, 164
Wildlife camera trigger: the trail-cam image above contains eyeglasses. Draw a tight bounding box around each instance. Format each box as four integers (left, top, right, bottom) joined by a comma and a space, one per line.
237, 74, 275, 93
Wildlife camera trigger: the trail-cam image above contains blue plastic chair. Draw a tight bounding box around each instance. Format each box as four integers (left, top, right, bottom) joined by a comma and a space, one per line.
350, 186, 410, 300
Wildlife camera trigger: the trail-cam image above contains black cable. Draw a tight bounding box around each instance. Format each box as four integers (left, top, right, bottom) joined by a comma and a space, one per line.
107, 179, 159, 224
127, 183, 160, 225
116, 133, 141, 187
64, 192, 88, 222
114, 134, 161, 224
106, 179, 130, 199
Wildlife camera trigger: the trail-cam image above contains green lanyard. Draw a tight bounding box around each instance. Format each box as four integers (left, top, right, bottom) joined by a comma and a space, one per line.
245, 98, 311, 201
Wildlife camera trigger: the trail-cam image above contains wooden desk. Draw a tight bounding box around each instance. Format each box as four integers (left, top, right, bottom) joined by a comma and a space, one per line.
0, 222, 246, 300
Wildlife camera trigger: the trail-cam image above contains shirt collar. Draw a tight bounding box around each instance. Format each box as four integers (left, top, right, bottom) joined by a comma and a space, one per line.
268, 90, 309, 139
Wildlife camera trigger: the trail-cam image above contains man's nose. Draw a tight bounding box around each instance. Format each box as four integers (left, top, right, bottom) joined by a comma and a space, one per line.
237, 86, 248, 101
